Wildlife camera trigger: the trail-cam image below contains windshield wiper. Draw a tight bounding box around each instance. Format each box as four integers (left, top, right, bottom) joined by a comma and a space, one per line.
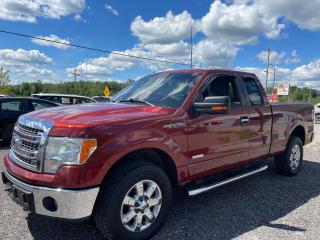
118, 98, 154, 106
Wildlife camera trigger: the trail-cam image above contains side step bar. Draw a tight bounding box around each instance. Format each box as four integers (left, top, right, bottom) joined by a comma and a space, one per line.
187, 165, 268, 196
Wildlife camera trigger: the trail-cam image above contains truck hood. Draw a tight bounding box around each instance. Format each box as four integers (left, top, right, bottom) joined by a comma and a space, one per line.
26, 103, 177, 127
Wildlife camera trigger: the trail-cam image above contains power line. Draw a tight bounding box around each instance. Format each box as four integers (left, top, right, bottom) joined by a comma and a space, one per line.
0, 29, 194, 67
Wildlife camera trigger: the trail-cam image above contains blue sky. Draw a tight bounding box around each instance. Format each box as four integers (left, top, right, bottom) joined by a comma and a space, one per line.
0, 0, 320, 89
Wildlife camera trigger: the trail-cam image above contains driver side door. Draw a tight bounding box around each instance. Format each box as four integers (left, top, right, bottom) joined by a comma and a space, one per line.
186, 75, 250, 180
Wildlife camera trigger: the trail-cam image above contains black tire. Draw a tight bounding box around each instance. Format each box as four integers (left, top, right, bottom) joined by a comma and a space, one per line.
274, 136, 303, 176
94, 161, 172, 240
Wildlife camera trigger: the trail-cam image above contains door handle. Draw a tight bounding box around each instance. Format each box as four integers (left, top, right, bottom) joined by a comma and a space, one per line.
240, 116, 249, 126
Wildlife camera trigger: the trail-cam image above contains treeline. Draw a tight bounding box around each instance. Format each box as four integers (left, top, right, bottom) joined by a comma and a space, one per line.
266, 86, 320, 104
0, 80, 134, 97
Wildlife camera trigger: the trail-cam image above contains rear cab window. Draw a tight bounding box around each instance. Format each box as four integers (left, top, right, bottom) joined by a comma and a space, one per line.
242, 77, 264, 106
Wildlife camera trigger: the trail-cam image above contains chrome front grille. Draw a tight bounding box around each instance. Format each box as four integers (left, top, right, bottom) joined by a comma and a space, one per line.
21, 140, 39, 152
17, 123, 40, 136
11, 125, 43, 171
9, 115, 53, 172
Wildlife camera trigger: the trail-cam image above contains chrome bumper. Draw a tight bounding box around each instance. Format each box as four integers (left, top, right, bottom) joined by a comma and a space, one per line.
2, 169, 99, 220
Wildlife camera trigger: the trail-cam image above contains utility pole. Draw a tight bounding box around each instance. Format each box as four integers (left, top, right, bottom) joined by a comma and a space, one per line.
190, 25, 193, 69
265, 47, 271, 92
272, 66, 276, 90
71, 69, 80, 94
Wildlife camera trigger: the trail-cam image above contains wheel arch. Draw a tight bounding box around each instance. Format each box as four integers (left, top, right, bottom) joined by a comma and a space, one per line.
289, 125, 306, 145
101, 148, 179, 188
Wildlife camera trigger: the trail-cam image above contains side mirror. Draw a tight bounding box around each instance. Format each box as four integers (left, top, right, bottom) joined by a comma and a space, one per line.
194, 96, 230, 115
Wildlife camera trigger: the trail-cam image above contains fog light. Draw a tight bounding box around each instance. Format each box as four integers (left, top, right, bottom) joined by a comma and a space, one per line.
42, 197, 58, 212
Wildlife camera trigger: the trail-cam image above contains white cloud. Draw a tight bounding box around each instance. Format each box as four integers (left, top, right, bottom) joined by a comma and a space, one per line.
0, 48, 52, 65
193, 40, 239, 67
0, 48, 59, 82
257, 0, 320, 31
292, 59, 320, 83
285, 50, 301, 64
201, 1, 285, 45
143, 41, 190, 64
31, 34, 70, 49
105, 4, 119, 16
131, 11, 195, 44
68, 46, 170, 76
73, 14, 87, 23
0, 0, 86, 23
74, 14, 82, 21
15, 67, 56, 77
257, 50, 286, 65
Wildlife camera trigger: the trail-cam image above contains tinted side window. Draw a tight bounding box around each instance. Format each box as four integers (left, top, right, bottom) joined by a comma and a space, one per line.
83, 98, 93, 103
242, 78, 263, 105
73, 98, 85, 104
0, 100, 26, 112
196, 76, 242, 108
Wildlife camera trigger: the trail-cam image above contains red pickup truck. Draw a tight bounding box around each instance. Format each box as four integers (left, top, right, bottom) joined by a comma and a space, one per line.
2, 69, 314, 240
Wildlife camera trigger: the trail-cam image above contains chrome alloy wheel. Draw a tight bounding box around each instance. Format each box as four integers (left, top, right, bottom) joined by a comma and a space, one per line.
290, 144, 301, 170
120, 180, 162, 232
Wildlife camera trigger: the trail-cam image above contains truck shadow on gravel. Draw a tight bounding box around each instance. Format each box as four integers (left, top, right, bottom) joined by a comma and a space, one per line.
27, 159, 320, 240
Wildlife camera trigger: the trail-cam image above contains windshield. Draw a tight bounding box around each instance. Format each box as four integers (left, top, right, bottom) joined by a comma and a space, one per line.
112, 72, 202, 108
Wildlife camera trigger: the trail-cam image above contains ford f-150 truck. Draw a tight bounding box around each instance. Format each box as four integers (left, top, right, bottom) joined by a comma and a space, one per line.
2, 69, 314, 240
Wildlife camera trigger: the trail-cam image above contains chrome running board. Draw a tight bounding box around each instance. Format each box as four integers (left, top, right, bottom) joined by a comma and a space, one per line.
187, 165, 268, 196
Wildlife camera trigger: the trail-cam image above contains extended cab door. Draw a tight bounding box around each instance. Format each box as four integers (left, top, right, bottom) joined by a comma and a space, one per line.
186, 75, 250, 179
240, 76, 272, 161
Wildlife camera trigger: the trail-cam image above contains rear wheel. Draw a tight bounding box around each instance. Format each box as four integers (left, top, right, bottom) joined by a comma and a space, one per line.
274, 136, 303, 176
94, 161, 172, 240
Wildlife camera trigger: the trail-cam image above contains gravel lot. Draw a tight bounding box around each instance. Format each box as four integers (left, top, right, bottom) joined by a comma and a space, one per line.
0, 125, 319, 240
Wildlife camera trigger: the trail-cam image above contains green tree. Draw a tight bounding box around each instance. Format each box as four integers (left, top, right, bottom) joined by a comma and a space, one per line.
0, 67, 10, 86
0, 67, 12, 94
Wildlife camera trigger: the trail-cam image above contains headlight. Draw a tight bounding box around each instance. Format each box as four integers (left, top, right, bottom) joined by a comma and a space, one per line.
44, 137, 97, 173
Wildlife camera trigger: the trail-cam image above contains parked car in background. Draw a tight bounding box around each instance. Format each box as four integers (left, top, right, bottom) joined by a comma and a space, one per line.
32, 93, 96, 105
315, 103, 320, 123
92, 96, 111, 102
0, 97, 59, 144
2, 69, 314, 240
0, 95, 10, 98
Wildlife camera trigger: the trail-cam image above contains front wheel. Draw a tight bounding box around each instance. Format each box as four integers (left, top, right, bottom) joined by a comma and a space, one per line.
94, 161, 172, 240
274, 136, 303, 176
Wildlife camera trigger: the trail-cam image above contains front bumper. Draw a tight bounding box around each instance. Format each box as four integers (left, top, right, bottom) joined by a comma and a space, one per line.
2, 169, 99, 220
